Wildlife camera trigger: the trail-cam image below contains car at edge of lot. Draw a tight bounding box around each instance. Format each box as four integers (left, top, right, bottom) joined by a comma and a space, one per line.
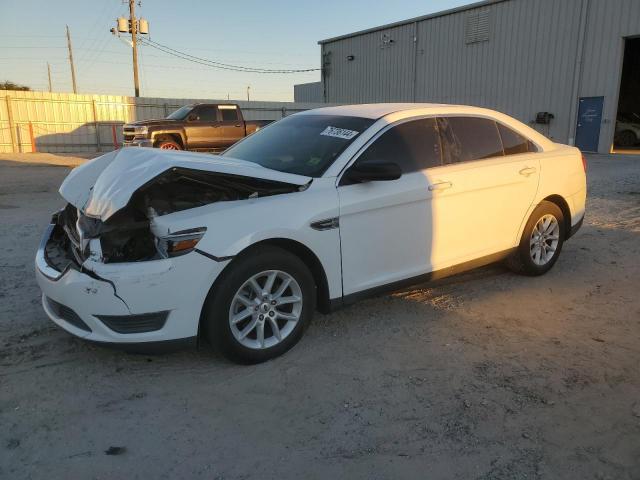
35, 103, 587, 363
614, 112, 640, 148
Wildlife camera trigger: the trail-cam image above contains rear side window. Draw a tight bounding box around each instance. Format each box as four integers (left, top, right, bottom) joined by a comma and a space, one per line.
219, 106, 239, 122
437, 117, 504, 164
497, 123, 535, 155
356, 118, 442, 173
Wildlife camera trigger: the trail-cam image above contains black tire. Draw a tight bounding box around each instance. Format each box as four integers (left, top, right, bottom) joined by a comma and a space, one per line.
202, 245, 316, 364
154, 137, 182, 150
617, 130, 637, 148
507, 201, 565, 276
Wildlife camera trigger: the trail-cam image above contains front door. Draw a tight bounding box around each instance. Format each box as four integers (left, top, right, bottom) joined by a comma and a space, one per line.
338, 118, 442, 296
184, 105, 220, 149
575, 96, 604, 153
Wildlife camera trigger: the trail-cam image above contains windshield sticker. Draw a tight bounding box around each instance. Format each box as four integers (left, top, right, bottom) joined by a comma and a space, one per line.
320, 126, 359, 140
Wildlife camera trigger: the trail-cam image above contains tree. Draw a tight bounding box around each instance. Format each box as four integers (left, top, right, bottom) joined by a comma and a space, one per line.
0, 81, 31, 91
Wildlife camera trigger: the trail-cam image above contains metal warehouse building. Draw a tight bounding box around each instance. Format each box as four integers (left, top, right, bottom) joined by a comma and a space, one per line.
308, 0, 640, 154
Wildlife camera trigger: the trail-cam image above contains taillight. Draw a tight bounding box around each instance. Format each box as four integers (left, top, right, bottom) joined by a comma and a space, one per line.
581, 154, 587, 173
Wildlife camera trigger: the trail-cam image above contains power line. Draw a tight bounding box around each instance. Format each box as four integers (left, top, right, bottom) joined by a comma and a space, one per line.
0, 34, 94, 38
2, 46, 66, 49
76, 0, 120, 64
138, 38, 320, 74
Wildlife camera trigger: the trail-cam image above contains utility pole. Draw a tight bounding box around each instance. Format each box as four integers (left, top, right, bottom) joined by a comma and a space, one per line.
47, 62, 52, 92
246, 86, 250, 102
129, 0, 140, 97
66, 25, 77, 94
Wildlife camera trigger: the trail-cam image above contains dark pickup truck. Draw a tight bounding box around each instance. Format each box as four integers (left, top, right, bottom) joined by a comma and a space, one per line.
123, 103, 273, 152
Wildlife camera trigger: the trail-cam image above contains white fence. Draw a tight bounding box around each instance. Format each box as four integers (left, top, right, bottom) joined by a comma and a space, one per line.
0, 90, 328, 153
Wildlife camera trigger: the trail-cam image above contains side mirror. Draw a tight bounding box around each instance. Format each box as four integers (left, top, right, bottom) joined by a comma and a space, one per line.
186, 113, 199, 122
345, 161, 402, 184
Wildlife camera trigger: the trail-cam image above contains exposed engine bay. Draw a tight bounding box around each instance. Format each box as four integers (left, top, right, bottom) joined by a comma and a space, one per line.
46, 168, 307, 267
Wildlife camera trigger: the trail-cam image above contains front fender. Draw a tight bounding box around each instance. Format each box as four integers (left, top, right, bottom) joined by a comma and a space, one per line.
150, 128, 186, 146
151, 178, 343, 299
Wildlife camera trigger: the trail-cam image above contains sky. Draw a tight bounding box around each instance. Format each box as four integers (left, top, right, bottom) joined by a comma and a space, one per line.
0, 0, 471, 101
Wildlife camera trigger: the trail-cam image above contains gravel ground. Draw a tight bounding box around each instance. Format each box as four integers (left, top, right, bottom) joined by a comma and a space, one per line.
1, 152, 639, 480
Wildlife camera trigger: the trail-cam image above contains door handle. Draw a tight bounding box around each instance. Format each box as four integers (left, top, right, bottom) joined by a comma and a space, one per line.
235, 124, 241, 127
519, 167, 537, 177
428, 181, 453, 191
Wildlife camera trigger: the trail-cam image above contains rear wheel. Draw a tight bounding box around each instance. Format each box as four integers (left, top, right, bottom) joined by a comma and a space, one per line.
202, 246, 316, 364
155, 137, 182, 150
507, 201, 565, 276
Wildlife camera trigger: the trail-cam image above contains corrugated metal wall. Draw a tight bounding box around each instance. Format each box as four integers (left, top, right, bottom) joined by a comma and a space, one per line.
294, 82, 324, 102
0, 90, 329, 153
323, 22, 417, 103
414, 0, 584, 144
321, 0, 640, 154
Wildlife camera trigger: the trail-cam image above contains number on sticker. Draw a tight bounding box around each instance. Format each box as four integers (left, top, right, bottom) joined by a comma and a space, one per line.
320, 126, 359, 140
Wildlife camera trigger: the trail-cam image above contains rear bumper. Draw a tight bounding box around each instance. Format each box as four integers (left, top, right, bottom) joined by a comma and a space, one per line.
567, 186, 586, 240
35, 224, 228, 346
567, 214, 584, 239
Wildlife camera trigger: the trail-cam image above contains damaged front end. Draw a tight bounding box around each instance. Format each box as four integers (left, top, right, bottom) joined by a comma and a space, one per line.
46, 167, 308, 269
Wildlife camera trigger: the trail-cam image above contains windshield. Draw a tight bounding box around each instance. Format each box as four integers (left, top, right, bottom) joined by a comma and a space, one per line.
222, 114, 375, 177
166, 105, 193, 120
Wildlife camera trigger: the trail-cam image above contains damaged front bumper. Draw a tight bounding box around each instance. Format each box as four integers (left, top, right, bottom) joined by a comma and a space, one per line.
35, 223, 227, 348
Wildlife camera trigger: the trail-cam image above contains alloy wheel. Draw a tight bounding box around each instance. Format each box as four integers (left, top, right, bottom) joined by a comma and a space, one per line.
529, 214, 560, 266
229, 270, 303, 350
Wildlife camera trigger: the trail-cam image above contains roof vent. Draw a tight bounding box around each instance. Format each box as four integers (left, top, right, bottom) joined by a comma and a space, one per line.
465, 10, 490, 44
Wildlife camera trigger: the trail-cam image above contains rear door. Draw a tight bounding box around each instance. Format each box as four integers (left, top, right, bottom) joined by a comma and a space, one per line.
338, 118, 443, 295
427, 117, 540, 269
217, 105, 245, 150
183, 105, 220, 149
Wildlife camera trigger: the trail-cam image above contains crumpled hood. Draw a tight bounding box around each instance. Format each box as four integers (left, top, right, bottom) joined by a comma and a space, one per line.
59, 148, 311, 220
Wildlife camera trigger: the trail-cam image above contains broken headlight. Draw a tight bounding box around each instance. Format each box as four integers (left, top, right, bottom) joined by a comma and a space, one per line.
157, 227, 207, 258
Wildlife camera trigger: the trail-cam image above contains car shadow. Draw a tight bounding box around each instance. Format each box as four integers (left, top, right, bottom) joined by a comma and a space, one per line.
29, 121, 124, 153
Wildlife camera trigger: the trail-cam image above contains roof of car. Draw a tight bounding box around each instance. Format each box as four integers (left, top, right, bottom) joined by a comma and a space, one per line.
191, 103, 239, 107
299, 103, 458, 119
297, 103, 557, 154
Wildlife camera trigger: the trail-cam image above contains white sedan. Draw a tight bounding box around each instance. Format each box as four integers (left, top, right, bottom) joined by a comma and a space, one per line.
35, 104, 587, 363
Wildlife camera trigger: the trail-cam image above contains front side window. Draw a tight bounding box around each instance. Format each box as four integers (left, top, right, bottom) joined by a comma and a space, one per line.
166, 105, 193, 120
223, 114, 374, 177
355, 118, 442, 173
193, 106, 217, 122
438, 117, 504, 164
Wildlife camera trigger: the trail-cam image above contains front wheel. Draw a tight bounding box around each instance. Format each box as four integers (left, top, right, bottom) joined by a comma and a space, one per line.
507, 201, 565, 276
155, 137, 182, 150
202, 246, 316, 364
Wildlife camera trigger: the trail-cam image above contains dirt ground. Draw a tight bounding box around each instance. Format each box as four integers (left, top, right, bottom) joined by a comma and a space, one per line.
1, 152, 639, 480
